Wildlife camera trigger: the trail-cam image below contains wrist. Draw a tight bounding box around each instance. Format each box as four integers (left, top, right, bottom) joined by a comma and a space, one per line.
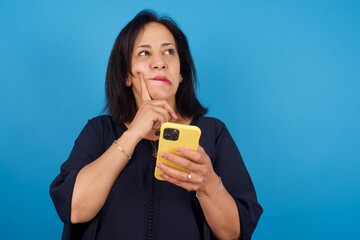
196, 174, 224, 199
121, 129, 142, 144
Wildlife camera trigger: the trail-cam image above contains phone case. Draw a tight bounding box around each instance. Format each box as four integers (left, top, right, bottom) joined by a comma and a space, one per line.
154, 122, 201, 180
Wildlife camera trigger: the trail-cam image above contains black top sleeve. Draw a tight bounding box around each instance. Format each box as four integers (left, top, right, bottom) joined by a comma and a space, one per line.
49, 116, 114, 239
197, 117, 263, 240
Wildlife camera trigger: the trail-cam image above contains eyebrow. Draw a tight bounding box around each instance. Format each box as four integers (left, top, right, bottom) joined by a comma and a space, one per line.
136, 42, 175, 49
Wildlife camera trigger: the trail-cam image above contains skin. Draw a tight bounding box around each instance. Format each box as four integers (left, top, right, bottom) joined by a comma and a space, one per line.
71, 22, 240, 239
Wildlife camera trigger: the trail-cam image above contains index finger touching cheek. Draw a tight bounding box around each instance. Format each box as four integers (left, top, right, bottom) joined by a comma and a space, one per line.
139, 73, 152, 102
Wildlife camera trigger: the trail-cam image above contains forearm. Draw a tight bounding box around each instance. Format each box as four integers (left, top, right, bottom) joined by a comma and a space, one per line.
71, 131, 139, 223
198, 175, 240, 240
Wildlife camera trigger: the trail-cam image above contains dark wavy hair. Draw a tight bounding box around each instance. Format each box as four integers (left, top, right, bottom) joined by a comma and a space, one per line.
105, 10, 207, 122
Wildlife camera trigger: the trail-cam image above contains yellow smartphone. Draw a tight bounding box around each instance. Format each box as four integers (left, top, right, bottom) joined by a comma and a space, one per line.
154, 122, 201, 180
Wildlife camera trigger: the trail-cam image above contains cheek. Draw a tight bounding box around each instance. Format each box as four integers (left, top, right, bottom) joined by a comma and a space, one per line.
131, 61, 147, 75
171, 60, 181, 76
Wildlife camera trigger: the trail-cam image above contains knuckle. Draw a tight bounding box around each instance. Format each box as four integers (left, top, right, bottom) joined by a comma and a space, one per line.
193, 153, 202, 162
183, 161, 192, 169
198, 168, 208, 176
198, 177, 205, 185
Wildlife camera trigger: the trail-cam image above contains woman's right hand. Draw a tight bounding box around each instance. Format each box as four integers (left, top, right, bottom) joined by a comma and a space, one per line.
127, 73, 178, 141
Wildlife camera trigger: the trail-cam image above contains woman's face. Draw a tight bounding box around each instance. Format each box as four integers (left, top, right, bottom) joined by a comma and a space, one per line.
129, 22, 181, 107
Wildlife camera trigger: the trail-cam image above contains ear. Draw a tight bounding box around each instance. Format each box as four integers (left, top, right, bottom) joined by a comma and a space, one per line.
179, 74, 183, 83
125, 76, 132, 87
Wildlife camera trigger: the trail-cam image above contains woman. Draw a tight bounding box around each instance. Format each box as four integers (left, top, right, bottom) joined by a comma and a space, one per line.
50, 10, 263, 240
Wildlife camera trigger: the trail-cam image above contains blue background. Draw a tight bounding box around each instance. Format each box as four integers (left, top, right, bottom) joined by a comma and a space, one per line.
1, 0, 359, 239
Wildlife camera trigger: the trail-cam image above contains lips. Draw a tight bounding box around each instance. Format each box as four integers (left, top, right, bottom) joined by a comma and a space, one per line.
151, 76, 171, 85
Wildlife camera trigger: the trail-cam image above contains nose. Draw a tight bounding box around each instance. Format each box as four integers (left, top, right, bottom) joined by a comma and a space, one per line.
150, 53, 167, 70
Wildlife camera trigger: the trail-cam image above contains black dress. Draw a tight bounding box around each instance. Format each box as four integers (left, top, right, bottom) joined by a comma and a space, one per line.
50, 115, 263, 240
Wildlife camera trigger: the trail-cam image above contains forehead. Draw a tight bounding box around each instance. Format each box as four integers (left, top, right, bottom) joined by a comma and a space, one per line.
135, 22, 176, 45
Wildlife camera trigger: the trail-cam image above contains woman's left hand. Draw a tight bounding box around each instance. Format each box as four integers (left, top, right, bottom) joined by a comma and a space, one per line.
157, 145, 241, 239
157, 146, 219, 194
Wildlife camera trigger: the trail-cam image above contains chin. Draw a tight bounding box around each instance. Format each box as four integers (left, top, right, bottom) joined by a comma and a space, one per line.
149, 90, 174, 99
151, 95, 169, 100
150, 93, 174, 101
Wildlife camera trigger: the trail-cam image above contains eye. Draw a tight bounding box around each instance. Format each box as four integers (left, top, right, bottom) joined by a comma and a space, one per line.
164, 48, 176, 55
139, 50, 150, 56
